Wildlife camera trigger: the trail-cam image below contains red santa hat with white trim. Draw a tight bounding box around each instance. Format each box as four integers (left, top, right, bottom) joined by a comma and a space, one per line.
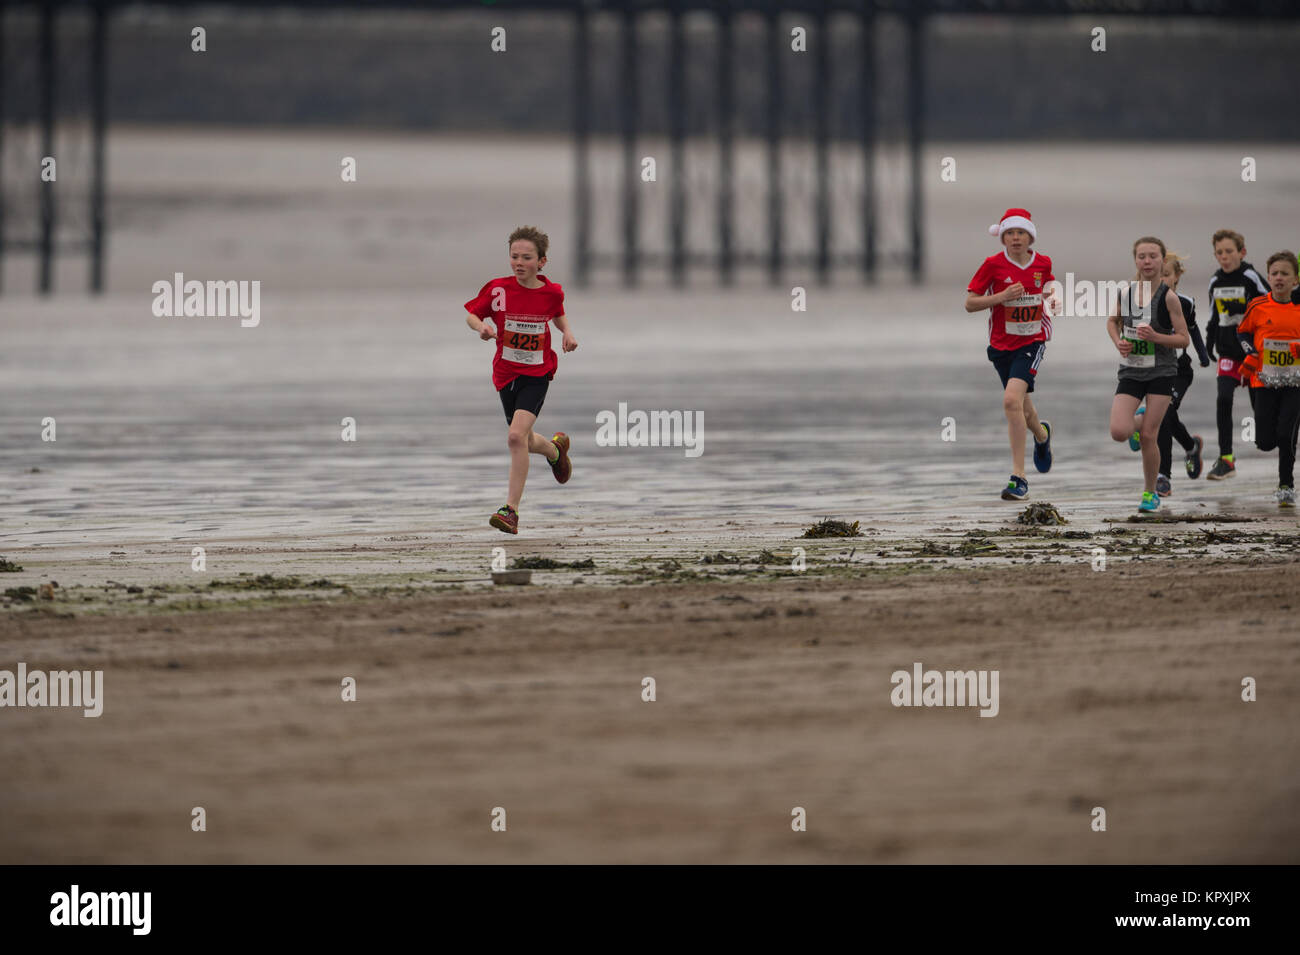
988, 207, 1036, 240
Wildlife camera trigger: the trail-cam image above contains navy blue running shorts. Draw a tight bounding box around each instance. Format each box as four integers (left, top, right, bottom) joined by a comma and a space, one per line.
988, 342, 1046, 394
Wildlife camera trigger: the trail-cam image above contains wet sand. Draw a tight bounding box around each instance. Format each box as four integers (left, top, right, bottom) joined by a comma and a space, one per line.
2, 558, 1297, 864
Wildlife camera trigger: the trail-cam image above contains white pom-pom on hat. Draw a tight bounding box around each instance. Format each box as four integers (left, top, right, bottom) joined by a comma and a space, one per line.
989, 207, 1036, 240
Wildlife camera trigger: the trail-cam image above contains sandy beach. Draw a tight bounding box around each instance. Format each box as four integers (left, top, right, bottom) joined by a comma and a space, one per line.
2, 131, 1298, 863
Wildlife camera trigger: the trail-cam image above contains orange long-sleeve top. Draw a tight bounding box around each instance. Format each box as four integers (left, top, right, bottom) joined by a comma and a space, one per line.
1238, 294, 1300, 387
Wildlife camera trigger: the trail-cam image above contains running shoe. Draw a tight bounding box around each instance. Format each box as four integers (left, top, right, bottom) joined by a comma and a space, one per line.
1275, 486, 1297, 508
1001, 475, 1029, 501
1206, 456, 1235, 481
1184, 435, 1204, 479
1155, 473, 1172, 497
548, 432, 572, 484
490, 504, 519, 534
1128, 406, 1144, 452
1033, 420, 1053, 473
1138, 491, 1161, 513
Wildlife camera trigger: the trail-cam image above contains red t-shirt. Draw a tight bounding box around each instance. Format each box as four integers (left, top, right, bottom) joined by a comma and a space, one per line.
967, 250, 1056, 351
463, 275, 564, 391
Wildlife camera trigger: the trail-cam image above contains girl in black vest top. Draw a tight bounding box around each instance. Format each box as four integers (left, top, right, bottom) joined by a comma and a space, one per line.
1107, 236, 1191, 513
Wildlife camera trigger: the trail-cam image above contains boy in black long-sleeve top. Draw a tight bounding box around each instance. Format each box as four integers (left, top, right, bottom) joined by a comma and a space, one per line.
1204, 229, 1269, 480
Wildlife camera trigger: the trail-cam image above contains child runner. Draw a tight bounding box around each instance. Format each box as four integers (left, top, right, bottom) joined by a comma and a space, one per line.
1236, 250, 1300, 507
1151, 252, 1212, 495
463, 225, 579, 534
1107, 236, 1190, 513
1204, 229, 1269, 480
965, 208, 1057, 501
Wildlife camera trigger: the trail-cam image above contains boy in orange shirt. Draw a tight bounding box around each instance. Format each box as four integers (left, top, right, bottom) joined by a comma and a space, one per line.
1236, 250, 1300, 506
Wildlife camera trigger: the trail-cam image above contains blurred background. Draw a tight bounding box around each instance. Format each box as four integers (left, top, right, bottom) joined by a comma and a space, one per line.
2, 1, 1300, 545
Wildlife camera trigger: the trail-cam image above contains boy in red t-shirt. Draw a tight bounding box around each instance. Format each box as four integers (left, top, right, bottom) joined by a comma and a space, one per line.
965, 208, 1059, 500
463, 226, 579, 534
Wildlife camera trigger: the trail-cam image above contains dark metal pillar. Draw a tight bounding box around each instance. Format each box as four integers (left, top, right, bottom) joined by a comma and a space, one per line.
38, 0, 57, 294
574, 2, 590, 286
668, 0, 685, 286
620, 2, 638, 287
716, 1, 734, 286
860, 7, 876, 281
813, 0, 830, 285
0, 4, 7, 293
907, 6, 925, 282
765, 3, 781, 285
90, 0, 108, 293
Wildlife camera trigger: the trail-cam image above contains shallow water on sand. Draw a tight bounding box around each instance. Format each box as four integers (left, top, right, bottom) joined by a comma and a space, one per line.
2, 284, 1291, 555
3, 132, 1297, 551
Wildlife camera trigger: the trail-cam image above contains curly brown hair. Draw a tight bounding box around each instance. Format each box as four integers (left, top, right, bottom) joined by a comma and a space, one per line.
1211, 229, 1245, 252
509, 225, 549, 261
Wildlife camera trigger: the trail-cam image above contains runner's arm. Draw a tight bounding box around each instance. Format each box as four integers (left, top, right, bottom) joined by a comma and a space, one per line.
1106, 301, 1130, 355
466, 310, 496, 338
1204, 312, 1219, 361
965, 289, 1012, 312
1235, 329, 1257, 356
1188, 318, 1210, 365
553, 313, 578, 352
1238, 319, 1263, 385
1159, 290, 1191, 349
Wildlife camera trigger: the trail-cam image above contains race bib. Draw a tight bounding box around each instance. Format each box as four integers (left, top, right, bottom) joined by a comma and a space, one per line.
1259, 338, 1300, 387
1123, 322, 1155, 368
1213, 286, 1246, 326
501, 317, 546, 365
1003, 293, 1043, 336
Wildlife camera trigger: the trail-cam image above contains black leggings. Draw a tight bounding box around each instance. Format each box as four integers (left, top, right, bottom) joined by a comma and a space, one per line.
1253, 386, 1300, 487
1158, 372, 1195, 477
1216, 375, 1258, 457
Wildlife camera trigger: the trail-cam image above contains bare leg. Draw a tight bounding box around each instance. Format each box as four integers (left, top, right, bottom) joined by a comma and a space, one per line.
1137, 395, 1171, 493
505, 411, 559, 509
1109, 394, 1142, 444
1021, 394, 1048, 443
1003, 378, 1033, 478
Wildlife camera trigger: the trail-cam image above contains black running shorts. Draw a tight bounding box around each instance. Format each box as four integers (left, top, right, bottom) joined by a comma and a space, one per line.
1115, 376, 1177, 400
499, 374, 550, 424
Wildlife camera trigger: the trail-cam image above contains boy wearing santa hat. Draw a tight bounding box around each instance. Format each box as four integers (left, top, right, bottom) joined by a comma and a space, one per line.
965, 208, 1060, 500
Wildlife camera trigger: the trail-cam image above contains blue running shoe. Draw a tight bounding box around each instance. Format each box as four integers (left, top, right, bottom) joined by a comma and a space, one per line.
1129, 406, 1145, 452
1033, 420, 1053, 473
1138, 490, 1160, 513
1001, 475, 1029, 501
